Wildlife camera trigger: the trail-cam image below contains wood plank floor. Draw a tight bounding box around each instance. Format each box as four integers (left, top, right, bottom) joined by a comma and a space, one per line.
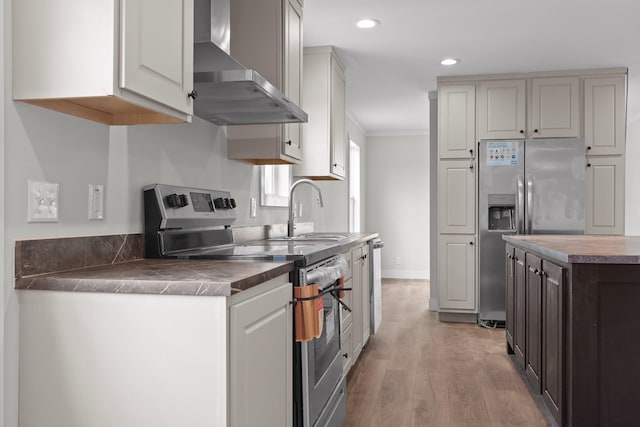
345, 279, 550, 427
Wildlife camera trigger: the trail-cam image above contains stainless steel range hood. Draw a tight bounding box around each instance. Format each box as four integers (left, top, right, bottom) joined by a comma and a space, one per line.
193, 0, 308, 126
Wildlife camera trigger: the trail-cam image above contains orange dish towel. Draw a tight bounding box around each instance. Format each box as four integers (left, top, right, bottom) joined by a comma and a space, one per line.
294, 284, 324, 342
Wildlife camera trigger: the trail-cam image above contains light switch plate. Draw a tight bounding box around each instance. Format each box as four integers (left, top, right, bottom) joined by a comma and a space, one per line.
88, 184, 104, 220
28, 180, 59, 222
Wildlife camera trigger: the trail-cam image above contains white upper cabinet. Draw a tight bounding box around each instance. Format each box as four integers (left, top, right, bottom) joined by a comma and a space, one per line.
478, 76, 580, 140
13, 0, 194, 125
438, 84, 476, 158
584, 76, 627, 156
530, 76, 580, 138
585, 155, 625, 235
227, 0, 304, 164
293, 46, 347, 180
120, 0, 194, 115
478, 79, 526, 140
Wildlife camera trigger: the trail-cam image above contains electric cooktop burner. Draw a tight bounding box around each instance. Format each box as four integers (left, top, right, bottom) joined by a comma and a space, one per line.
143, 184, 339, 267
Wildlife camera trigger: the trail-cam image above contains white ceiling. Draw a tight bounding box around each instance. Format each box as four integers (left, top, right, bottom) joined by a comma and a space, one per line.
303, 0, 640, 136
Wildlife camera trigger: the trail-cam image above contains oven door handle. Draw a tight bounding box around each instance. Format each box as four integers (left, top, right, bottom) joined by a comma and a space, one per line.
292, 283, 353, 313
330, 290, 352, 312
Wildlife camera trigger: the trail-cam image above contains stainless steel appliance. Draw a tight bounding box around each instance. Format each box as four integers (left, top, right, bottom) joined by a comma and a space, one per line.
193, 0, 308, 126
368, 238, 384, 335
143, 184, 347, 427
478, 139, 585, 323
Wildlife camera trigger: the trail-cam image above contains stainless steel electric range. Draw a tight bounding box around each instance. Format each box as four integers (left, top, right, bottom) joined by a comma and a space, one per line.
144, 184, 347, 427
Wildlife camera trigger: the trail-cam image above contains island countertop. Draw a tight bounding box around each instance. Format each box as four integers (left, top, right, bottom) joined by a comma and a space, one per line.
503, 234, 640, 264
15, 258, 294, 297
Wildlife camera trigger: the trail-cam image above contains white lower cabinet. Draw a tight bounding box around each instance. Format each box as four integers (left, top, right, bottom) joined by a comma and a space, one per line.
339, 242, 371, 376
437, 234, 476, 311
229, 280, 293, 427
18, 275, 292, 427
340, 322, 353, 376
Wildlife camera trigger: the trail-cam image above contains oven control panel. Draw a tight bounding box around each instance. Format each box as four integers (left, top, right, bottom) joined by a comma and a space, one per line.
144, 184, 237, 229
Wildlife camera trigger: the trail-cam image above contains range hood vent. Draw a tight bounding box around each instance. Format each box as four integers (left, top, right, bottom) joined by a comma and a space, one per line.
193, 0, 307, 126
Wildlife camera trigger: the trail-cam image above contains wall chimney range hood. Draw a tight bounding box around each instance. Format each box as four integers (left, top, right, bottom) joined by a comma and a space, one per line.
193, 0, 308, 126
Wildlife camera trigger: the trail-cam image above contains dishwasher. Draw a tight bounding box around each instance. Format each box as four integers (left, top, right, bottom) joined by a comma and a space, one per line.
368, 238, 384, 335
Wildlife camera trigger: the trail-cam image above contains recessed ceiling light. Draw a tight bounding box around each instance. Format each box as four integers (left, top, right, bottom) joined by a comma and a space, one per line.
441, 58, 460, 66
356, 19, 380, 29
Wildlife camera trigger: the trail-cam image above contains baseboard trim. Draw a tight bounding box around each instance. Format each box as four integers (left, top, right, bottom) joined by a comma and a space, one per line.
381, 270, 429, 280
438, 312, 478, 323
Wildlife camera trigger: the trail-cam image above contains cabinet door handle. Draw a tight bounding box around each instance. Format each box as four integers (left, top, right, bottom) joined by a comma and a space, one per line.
187, 90, 198, 100
343, 352, 349, 359
533, 129, 539, 133
519, 129, 524, 134
528, 266, 538, 274
469, 241, 474, 246
285, 140, 293, 145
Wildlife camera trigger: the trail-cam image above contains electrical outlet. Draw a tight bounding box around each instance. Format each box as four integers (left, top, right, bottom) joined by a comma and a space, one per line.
28, 180, 59, 222
88, 184, 104, 220
395, 256, 401, 265
250, 197, 257, 218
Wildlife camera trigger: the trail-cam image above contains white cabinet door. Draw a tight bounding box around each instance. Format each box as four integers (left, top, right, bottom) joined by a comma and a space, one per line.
283, 0, 303, 160
438, 159, 476, 234
361, 245, 371, 346
584, 76, 626, 156
531, 76, 580, 138
229, 282, 293, 427
438, 235, 476, 311
585, 156, 624, 235
294, 46, 346, 180
331, 56, 347, 178
438, 84, 476, 158
120, 0, 193, 114
351, 247, 363, 361
478, 79, 526, 140
340, 322, 353, 377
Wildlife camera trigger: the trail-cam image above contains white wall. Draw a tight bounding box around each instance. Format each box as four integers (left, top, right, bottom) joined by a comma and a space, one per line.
1, 0, 6, 422
0, 10, 296, 425
625, 69, 640, 235
365, 134, 430, 279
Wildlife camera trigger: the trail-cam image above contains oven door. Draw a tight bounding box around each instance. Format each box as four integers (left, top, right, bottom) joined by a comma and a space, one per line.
301, 280, 343, 426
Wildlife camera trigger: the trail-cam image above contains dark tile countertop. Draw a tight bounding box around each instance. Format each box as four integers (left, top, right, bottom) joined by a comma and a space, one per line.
503, 235, 640, 264
15, 259, 294, 297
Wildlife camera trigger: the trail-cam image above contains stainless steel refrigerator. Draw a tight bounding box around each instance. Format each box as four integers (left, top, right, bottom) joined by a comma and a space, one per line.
478, 139, 585, 323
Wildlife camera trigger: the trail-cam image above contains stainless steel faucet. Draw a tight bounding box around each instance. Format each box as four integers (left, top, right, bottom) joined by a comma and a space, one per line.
288, 179, 324, 237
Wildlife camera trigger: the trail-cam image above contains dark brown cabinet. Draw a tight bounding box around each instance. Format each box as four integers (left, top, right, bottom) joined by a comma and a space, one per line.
505, 236, 640, 427
525, 253, 542, 393
506, 245, 564, 425
505, 245, 515, 352
513, 247, 527, 369
542, 260, 564, 425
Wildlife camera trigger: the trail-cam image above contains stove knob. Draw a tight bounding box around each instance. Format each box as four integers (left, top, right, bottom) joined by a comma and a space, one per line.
229, 198, 237, 209
214, 197, 224, 209
179, 194, 189, 207
223, 198, 231, 209
165, 193, 180, 208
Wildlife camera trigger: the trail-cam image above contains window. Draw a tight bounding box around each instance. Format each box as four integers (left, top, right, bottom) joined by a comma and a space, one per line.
261, 165, 291, 207
349, 140, 361, 232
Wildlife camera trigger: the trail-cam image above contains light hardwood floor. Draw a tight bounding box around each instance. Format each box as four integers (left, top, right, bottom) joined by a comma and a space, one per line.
345, 279, 550, 427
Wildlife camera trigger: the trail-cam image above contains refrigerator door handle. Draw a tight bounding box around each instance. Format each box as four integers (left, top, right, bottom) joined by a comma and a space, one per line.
526, 175, 533, 234
517, 175, 525, 234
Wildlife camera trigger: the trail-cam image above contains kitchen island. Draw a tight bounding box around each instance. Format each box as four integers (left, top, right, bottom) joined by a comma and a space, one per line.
16, 258, 295, 427
503, 235, 640, 427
